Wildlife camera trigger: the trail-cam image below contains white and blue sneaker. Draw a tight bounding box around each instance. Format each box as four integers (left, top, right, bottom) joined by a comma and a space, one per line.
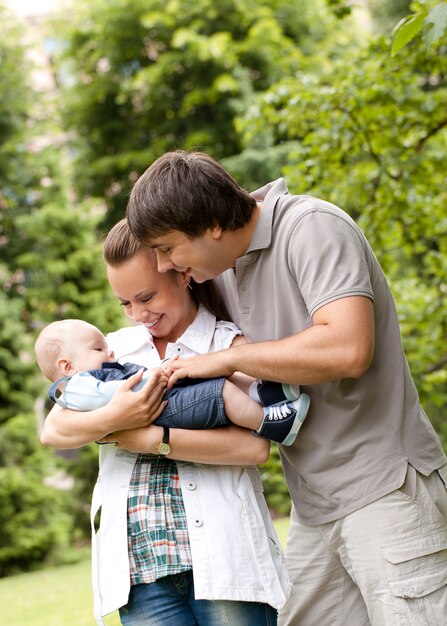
254, 394, 310, 446
249, 379, 301, 406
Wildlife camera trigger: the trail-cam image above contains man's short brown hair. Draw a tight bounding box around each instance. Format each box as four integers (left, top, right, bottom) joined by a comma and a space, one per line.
127, 150, 257, 242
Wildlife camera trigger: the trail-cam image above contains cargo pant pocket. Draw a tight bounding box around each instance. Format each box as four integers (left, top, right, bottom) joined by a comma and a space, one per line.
382, 528, 447, 626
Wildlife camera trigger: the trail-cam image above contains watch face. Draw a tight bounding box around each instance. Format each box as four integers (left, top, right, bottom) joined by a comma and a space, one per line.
158, 442, 171, 456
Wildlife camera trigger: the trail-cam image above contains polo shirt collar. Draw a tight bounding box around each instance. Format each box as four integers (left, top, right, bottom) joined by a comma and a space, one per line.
246, 178, 288, 254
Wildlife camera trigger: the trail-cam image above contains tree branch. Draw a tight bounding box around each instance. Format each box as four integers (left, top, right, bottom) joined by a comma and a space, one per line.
414, 118, 447, 152
425, 353, 447, 374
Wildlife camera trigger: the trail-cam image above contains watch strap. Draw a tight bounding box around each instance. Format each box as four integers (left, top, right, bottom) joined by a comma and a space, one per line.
157, 426, 171, 455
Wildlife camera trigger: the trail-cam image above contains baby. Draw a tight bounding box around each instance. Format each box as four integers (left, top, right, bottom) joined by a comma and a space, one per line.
35, 319, 310, 446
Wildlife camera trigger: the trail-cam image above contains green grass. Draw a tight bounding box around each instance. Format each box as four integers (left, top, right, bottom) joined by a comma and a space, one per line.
0, 558, 120, 626
1, 518, 289, 626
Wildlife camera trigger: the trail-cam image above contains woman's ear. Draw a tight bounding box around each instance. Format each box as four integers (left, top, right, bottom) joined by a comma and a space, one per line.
179, 272, 191, 289
56, 357, 75, 376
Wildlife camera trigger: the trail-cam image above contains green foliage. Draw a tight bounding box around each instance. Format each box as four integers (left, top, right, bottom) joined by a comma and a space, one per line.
392, 11, 428, 54
392, 0, 447, 54
0, 285, 37, 425
0, 2, 123, 574
0, 413, 73, 577
0, 6, 71, 270
260, 445, 291, 516
17, 200, 123, 334
222, 142, 300, 191
0, 6, 35, 264
52, 0, 336, 226
13, 199, 125, 547
0, 7, 29, 144
62, 444, 101, 539
236, 34, 447, 451
325, 0, 352, 19
367, 0, 412, 32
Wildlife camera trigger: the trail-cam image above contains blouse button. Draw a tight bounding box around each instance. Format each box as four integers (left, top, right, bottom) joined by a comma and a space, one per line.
187, 482, 197, 490
193, 518, 203, 527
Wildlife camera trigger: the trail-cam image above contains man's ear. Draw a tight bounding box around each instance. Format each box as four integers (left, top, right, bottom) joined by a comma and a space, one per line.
56, 357, 75, 376
209, 225, 223, 240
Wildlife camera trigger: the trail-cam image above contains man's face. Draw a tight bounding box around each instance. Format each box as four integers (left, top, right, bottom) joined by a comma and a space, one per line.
149, 228, 229, 283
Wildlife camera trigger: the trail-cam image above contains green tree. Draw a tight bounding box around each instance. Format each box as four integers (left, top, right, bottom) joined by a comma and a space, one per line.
0, 4, 77, 574
52, 0, 339, 226
0, 411, 74, 576
0, 2, 128, 572
15, 196, 127, 545
17, 199, 123, 332
237, 36, 447, 446
0, 5, 34, 264
0, 287, 35, 426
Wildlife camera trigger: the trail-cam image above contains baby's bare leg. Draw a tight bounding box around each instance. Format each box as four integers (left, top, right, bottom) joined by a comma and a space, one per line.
222, 379, 264, 430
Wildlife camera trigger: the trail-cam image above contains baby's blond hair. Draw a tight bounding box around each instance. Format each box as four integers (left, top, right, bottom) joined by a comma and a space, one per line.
35, 319, 94, 381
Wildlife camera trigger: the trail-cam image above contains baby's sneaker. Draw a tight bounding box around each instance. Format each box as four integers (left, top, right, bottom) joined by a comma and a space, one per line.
254, 395, 310, 446
248, 379, 300, 406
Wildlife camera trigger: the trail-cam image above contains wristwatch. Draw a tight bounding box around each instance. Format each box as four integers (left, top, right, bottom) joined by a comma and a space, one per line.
157, 426, 171, 456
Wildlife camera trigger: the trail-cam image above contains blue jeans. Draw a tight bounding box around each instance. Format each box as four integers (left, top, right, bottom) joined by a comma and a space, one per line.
156, 377, 227, 429
119, 571, 278, 626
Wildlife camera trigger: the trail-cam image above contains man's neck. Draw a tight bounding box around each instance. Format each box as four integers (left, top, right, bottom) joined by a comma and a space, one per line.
232, 202, 261, 262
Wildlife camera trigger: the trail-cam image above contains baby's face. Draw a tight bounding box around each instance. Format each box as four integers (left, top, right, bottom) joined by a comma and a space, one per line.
68, 325, 114, 373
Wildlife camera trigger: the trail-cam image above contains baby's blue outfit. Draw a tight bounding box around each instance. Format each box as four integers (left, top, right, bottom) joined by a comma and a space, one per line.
48, 362, 227, 430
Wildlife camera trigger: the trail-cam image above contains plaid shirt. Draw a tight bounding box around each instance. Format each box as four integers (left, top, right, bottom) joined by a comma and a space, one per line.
127, 454, 192, 585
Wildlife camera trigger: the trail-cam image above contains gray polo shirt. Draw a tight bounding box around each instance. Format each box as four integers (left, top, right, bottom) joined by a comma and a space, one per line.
216, 178, 446, 525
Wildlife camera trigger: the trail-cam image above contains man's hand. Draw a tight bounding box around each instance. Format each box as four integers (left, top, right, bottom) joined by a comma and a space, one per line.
165, 351, 235, 387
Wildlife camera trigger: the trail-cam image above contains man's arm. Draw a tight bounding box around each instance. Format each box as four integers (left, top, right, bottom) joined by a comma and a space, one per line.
100, 424, 270, 466
40, 369, 168, 449
167, 296, 375, 386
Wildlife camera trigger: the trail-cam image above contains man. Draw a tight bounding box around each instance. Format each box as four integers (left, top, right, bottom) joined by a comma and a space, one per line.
126, 150, 447, 625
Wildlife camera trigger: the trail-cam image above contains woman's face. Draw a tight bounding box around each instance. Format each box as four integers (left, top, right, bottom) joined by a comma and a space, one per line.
107, 249, 198, 343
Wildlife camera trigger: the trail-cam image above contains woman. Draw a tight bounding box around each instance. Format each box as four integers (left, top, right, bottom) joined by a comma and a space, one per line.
41, 220, 289, 626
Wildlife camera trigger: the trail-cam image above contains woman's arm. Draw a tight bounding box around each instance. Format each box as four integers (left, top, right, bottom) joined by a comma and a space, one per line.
101, 424, 270, 466
40, 369, 168, 449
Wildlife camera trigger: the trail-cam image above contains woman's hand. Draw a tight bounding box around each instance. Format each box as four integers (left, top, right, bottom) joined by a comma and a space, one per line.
106, 368, 168, 431
41, 368, 168, 449
99, 424, 163, 453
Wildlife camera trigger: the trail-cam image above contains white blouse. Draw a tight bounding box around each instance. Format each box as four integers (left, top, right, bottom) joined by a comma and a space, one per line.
91, 305, 290, 624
